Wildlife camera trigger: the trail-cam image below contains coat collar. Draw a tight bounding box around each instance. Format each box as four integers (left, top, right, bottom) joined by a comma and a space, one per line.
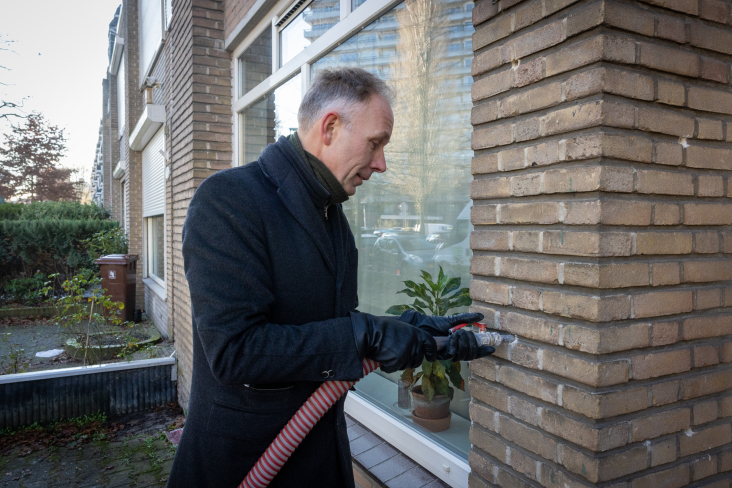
258, 137, 336, 276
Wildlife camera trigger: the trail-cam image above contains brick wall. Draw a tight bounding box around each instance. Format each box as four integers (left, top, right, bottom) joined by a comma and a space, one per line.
224, 0, 258, 42
107, 69, 121, 224
468, 0, 732, 486
101, 77, 113, 213
168, 0, 233, 408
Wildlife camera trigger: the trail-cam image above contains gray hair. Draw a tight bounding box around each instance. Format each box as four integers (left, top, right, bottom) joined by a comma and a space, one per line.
298, 68, 394, 132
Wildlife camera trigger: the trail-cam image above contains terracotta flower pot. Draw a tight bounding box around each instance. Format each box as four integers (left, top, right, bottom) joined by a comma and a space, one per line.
411, 386, 450, 420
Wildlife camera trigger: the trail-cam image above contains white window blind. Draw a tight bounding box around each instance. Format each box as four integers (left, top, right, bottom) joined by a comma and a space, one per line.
117, 53, 126, 137
142, 128, 165, 217
165, 0, 172, 30
139, 0, 163, 80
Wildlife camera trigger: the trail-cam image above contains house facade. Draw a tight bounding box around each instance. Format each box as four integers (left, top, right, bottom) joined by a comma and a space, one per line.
95, 0, 732, 485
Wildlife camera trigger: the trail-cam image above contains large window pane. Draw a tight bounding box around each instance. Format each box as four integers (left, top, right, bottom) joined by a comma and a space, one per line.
312, 0, 475, 458
147, 215, 164, 282
240, 73, 302, 165
280, 0, 340, 67
240, 28, 273, 97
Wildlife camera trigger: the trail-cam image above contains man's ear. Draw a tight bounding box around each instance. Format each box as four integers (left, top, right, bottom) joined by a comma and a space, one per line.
320, 112, 340, 147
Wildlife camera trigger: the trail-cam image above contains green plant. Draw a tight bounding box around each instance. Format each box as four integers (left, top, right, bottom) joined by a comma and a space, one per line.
84, 228, 128, 261
4, 271, 47, 305
0, 333, 29, 374
386, 266, 472, 402
43, 272, 125, 366
0, 203, 23, 221
20, 201, 109, 221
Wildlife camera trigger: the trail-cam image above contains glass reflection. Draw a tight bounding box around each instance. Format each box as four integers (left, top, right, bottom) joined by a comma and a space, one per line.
240, 28, 272, 97
312, 0, 475, 457
240, 73, 302, 165
280, 0, 341, 67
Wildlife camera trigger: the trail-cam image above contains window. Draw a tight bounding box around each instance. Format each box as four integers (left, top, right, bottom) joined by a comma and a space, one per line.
233, 0, 476, 467
279, 0, 341, 67
117, 53, 126, 136
120, 182, 126, 229
142, 128, 166, 284
139, 0, 164, 81
239, 28, 273, 97
146, 215, 165, 282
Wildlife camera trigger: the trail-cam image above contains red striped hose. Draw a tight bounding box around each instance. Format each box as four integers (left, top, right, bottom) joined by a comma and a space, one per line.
239, 358, 381, 488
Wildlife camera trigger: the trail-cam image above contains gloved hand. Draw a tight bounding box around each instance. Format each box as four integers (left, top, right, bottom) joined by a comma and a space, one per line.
350, 312, 437, 373
399, 310, 494, 361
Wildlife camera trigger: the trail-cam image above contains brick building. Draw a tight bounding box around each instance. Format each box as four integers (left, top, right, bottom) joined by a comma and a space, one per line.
95, 0, 732, 485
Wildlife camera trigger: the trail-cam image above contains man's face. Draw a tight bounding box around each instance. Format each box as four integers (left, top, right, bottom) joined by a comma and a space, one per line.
323, 94, 394, 195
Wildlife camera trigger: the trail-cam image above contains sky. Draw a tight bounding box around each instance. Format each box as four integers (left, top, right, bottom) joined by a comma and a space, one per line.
0, 0, 122, 185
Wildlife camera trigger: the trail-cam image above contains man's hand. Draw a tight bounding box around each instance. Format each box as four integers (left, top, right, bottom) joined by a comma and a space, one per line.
350, 312, 437, 373
399, 310, 494, 361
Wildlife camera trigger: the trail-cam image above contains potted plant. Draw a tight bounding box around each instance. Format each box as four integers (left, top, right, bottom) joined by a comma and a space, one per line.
386, 266, 472, 432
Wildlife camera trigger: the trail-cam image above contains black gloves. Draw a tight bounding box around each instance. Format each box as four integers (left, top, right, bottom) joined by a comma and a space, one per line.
399, 310, 495, 361
350, 312, 437, 373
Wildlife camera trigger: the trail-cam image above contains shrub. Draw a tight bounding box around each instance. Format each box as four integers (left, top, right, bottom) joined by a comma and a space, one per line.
85, 228, 128, 261
4, 272, 47, 305
20, 201, 110, 221
0, 203, 23, 221
0, 220, 119, 288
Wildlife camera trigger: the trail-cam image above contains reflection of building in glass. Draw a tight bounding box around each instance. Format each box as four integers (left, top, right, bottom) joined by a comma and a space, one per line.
302, 0, 340, 42
90, 123, 104, 205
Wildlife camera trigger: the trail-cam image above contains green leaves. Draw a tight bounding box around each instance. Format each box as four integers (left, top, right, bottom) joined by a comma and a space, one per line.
385, 304, 412, 315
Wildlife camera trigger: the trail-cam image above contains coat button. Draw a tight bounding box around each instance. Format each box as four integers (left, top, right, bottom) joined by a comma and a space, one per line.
322, 370, 332, 379
329, 371, 335, 378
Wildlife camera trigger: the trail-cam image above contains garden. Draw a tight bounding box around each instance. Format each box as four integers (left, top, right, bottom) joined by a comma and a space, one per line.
0, 201, 172, 375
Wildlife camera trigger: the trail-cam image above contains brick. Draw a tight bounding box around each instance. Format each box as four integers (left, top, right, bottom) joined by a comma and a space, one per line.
698, 175, 725, 197
641, 0, 698, 15
697, 118, 725, 140
639, 42, 699, 78
472, 153, 500, 174
543, 231, 632, 256
506, 20, 564, 61
565, 323, 650, 354
684, 260, 732, 282
696, 288, 721, 309
688, 85, 732, 114
656, 14, 687, 43
657, 79, 686, 106
508, 395, 543, 426
652, 320, 679, 345
499, 415, 557, 462
498, 366, 559, 403
544, 100, 603, 135
471, 356, 498, 382
543, 408, 630, 451
470, 426, 507, 463
632, 290, 693, 318
700, 0, 729, 22
690, 21, 732, 56
473, 0, 500, 26
700, 56, 729, 83
682, 370, 732, 399
472, 100, 500, 125
472, 69, 512, 102
652, 380, 680, 406
473, 15, 512, 51
500, 257, 558, 283
563, 384, 647, 419
631, 408, 690, 441
685, 203, 732, 225
513, 57, 543, 88
513, 230, 541, 252
679, 424, 732, 457
470, 377, 508, 411
605, 68, 655, 101
511, 287, 540, 310
542, 348, 630, 386
631, 349, 691, 380
471, 230, 511, 250
472, 122, 513, 149
652, 262, 681, 286
545, 36, 602, 77
691, 453, 717, 480
562, 443, 646, 482
650, 438, 677, 467
687, 145, 732, 170
470, 401, 497, 431
471, 177, 510, 198
635, 232, 692, 255
636, 170, 694, 195
724, 342, 732, 363
542, 291, 630, 322
543, 166, 633, 193
471, 280, 511, 305
471, 205, 498, 225
469, 451, 496, 485
605, 1, 655, 36
631, 464, 690, 488
654, 141, 683, 166
638, 106, 695, 137
683, 315, 732, 340
722, 397, 732, 416
654, 203, 681, 225
563, 67, 603, 101
473, 47, 502, 77
693, 400, 719, 425
514, 116, 541, 142
526, 140, 561, 167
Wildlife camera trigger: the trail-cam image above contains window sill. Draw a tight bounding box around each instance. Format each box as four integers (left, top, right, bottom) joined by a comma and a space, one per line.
142, 278, 166, 301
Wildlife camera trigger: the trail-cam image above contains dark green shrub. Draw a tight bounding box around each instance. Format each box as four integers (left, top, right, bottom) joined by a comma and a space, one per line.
20, 201, 110, 221
85, 228, 128, 261
0, 220, 119, 289
4, 272, 47, 305
0, 203, 23, 221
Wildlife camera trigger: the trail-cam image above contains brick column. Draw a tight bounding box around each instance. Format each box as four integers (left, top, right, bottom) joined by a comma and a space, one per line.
168, 0, 232, 408
467, 0, 732, 486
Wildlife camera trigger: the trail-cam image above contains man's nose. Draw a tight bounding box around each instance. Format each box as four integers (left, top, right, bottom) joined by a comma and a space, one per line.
371, 150, 387, 173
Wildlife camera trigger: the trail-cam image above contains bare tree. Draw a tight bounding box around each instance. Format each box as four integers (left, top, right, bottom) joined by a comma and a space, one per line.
0, 34, 26, 121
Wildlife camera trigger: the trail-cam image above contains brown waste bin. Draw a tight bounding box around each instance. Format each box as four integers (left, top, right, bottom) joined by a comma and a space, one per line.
95, 254, 139, 322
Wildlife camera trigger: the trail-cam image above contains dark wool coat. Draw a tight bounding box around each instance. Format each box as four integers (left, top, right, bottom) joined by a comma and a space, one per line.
167, 136, 365, 488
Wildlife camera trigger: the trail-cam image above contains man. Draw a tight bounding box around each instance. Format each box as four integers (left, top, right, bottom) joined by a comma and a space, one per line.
167, 68, 490, 487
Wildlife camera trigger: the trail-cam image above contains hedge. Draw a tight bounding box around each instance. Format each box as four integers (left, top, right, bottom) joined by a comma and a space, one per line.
19, 201, 110, 221
0, 219, 120, 283
0, 203, 23, 221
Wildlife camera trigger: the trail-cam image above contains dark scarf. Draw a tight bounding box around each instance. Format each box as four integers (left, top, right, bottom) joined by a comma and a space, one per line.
287, 132, 349, 206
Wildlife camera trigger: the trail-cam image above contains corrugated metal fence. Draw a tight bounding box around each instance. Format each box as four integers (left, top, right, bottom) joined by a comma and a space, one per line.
0, 357, 177, 429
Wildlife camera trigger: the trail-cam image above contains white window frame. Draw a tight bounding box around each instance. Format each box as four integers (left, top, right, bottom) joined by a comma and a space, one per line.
143, 214, 166, 288
228, 0, 475, 482
231, 0, 402, 167
138, 0, 167, 87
